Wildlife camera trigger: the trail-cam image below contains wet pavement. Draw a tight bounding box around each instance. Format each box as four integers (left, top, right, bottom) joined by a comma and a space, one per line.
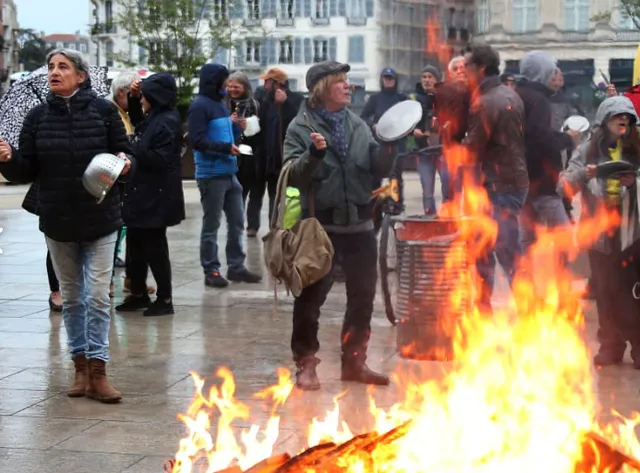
0, 177, 638, 473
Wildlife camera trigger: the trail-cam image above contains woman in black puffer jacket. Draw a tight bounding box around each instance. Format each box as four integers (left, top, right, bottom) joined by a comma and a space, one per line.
0, 49, 133, 404
115, 73, 185, 317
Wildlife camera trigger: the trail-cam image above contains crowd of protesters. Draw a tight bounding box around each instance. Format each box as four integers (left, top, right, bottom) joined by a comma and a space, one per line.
2, 40, 640, 401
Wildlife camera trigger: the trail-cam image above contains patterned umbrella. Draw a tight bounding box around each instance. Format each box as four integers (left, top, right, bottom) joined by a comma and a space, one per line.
0, 65, 109, 148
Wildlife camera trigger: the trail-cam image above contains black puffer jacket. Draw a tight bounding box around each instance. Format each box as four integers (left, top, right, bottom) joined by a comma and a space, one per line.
0, 80, 133, 242
124, 73, 185, 228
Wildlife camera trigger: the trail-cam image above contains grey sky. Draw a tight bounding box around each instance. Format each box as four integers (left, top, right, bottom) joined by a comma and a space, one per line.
15, 0, 88, 35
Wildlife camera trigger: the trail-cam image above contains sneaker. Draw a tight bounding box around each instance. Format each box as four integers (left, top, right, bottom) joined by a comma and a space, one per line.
247, 229, 258, 238
115, 294, 151, 312
205, 272, 230, 288
144, 299, 175, 317
227, 268, 262, 283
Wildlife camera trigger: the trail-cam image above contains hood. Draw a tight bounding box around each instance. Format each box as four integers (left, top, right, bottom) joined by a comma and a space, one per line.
380, 67, 398, 93
199, 63, 229, 100
140, 73, 177, 110
594, 96, 640, 127
520, 50, 557, 86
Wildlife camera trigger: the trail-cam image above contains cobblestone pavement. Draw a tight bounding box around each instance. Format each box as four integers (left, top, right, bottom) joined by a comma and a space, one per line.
0, 176, 638, 473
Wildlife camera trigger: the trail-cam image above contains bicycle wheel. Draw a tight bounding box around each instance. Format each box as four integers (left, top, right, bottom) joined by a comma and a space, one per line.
379, 213, 399, 325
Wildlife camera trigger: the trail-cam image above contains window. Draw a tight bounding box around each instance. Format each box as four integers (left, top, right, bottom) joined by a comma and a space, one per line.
313, 39, 328, 62
213, 0, 228, 20
287, 78, 298, 91
245, 39, 260, 64
619, 3, 635, 29
105, 0, 113, 23
69, 43, 77, 50
138, 46, 147, 66
279, 0, 294, 18
105, 40, 114, 67
348, 35, 364, 63
148, 41, 162, 66
80, 43, 88, 53
247, 0, 260, 20
278, 39, 293, 63
564, 0, 589, 31
348, 0, 365, 18
56, 42, 63, 48
314, 0, 329, 18
512, 0, 538, 33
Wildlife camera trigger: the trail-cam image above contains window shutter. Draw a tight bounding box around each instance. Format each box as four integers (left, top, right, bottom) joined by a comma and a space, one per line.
259, 40, 268, 66
303, 0, 311, 17
330, 0, 338, 17
213, 47, 228, 64
365, 0, 373, 17
138, 46, 148, 66
294, 37, 303, 63
268, 38, 277, 64
328, 37, 337, 61
303, 37, 312, 63
348, 35, 364, 63
235, 42, 245, 66
295, 0, 303, 17
338, 0, 346, 16
271, 0, 279, 17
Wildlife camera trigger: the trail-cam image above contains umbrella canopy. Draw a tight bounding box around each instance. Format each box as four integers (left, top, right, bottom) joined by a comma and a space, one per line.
0, 65, 109, 149
634, 42, 640, 86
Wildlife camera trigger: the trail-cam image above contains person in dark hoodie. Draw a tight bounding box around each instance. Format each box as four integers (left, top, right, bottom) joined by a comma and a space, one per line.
254, 68, 304, 219
516, 51, 580, 274
412, 65, 450, 215
226, 71, 263, 236
114, 73, 186, 317
188, 63, 262, 288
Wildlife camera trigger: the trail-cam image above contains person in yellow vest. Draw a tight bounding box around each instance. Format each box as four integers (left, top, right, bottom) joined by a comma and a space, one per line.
109, 72, 155, 296
559, 96, 640, 368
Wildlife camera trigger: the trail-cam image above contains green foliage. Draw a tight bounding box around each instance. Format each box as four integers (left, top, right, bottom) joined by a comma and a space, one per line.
592, 0, 640, 29
17, 29, 53, 72
116, 0, 265, 105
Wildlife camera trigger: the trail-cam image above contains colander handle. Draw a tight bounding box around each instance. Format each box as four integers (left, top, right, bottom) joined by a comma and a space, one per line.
96, 190, 107, 205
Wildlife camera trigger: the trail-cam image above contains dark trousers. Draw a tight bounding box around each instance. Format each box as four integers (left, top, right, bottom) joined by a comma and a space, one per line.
589, 248, 640, 356
243, 174, 278, 231
127, 227, 172, 300
46, 250, 59, 293
291, 230, 377, 365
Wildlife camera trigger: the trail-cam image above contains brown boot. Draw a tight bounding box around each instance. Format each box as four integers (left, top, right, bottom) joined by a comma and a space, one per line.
68, 355, 88, 398
295, 357, 321, 391
86, 359, 122, 404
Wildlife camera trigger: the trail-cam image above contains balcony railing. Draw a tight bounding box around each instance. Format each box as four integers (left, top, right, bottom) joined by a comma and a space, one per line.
91, 22, 117, 36
276, 17, 294, 26
347, 17, 366, 26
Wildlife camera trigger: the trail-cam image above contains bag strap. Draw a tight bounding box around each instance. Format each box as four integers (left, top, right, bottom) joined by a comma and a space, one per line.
269, 158, 318, 230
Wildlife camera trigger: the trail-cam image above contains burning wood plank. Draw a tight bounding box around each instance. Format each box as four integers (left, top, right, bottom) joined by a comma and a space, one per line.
576, 431, 640, 473
272, 442, 337, 473
244, 453, 292, 473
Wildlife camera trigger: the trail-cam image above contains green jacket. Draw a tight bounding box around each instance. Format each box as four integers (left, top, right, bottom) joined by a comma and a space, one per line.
283, 101, 392, 233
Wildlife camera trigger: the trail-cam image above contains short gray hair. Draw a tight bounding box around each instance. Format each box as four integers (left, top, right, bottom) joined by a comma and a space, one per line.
46, 48, 90, 76
111, 71, 139, 96
448, 56, 465, 72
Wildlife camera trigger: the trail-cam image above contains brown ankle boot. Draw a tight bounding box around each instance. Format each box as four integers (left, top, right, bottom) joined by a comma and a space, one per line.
295, 357, 321, 391
86, 359, 122, 404
68, 355, 88, 397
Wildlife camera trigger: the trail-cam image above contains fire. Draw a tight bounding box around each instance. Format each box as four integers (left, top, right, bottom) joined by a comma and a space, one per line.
168, 16, 640, 473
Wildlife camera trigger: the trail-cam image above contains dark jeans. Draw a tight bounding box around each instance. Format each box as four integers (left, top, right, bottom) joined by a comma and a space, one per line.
589, 247, 640, 355
197, 176, 246, 274
292, 230, 377, 364
476, 188, 528, 311
417, 154, 450, 214
241, 174, 278, 232
127, 227, 172, 300
46, 250, 59, 293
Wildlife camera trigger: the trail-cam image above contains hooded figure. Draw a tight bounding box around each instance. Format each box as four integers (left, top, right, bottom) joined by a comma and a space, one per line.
117, 72, 185, 317
188, 63, 239, 179
558, 95, 640, 368
360, 67, 407, 129
187, 63, 262, 288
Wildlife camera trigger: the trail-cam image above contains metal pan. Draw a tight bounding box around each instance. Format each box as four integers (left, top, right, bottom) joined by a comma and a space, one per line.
376, 100, 423, 143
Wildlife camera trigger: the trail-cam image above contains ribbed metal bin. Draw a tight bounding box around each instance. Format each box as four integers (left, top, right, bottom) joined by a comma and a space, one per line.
394, 217, 474, 361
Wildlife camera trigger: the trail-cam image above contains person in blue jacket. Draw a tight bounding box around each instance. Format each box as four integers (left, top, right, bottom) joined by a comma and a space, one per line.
188, 63, 262, 288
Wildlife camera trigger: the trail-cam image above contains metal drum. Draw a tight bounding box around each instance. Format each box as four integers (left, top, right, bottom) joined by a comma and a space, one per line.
394, 216, 474, 361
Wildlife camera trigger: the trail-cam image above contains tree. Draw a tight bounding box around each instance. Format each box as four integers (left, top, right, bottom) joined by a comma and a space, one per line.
17, 29, 52, 72
117, 0, 266, 109
592, 0, 640, 29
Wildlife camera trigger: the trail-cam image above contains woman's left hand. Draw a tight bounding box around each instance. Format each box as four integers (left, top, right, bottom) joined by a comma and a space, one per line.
118, 152, 132, 175
239, 118, 247, 131
619, 173, 636, 188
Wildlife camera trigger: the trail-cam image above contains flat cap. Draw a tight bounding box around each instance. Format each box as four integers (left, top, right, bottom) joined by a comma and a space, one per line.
305, 60, 351, 91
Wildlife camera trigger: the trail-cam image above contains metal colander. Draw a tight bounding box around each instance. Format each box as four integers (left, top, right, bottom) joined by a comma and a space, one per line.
82, 153, 126, 204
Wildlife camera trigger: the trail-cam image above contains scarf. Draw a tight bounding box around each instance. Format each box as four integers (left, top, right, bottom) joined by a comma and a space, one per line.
314, 108, 348, 158
606, 139, 623, 205
111, 100, 134, 136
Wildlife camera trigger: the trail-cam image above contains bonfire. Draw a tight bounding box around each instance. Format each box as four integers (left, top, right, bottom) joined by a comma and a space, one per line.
164, 18, 640, 473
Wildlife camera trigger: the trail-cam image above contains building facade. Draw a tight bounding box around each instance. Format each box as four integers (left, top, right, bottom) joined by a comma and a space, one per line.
44, 33, 91, 64
2, 0, 20, 80
475, 0, 640, 104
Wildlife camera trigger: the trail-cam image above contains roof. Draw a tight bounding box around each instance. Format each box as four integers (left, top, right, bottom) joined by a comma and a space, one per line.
44, 34, 88, 43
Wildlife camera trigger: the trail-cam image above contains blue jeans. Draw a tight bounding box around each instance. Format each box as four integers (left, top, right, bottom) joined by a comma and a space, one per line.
197, 175, 246, 274
417, 154, 450, 214
476, 188, 528, 311
46, 231, 117, 362
520, 194, 571, 253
